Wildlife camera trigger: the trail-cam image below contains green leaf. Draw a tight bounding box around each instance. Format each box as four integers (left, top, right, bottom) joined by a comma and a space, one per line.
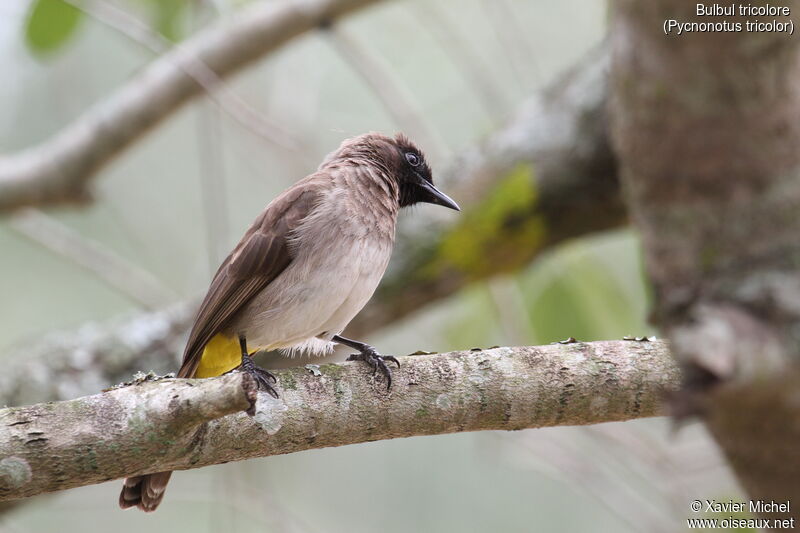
25, 0, 83, 55
147, 0, 186, 42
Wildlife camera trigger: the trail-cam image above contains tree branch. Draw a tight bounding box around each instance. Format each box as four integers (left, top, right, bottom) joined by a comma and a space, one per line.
3, 46, 622, 408
0, 340, 678, 502
9, 208, 179, 310
0, 0, 384, 213
0, 305, 192, 409
325, 25, 450, 161
350, 46, 622, 337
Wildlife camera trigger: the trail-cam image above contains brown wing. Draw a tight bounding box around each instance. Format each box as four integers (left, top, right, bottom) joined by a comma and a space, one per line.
177, 186, 319, 378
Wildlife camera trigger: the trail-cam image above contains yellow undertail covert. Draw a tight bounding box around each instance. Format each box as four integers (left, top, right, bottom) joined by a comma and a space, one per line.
194, 333, 256, 378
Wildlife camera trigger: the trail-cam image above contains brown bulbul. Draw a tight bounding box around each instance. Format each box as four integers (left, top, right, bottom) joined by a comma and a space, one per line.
119, 132, 460, 511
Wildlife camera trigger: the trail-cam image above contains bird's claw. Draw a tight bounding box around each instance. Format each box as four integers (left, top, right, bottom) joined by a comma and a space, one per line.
347, 348, 399, 390
238, 354, 279, 399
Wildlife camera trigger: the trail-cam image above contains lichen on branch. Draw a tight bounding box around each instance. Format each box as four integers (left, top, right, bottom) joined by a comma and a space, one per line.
0, 340, 678, 502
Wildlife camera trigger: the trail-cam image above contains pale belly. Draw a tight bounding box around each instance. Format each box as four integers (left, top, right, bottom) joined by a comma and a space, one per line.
228, 236, 392, 355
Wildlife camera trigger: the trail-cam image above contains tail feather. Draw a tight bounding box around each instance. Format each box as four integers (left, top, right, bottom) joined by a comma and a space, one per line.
120, 334, 235, 511
119, 472, 173, 512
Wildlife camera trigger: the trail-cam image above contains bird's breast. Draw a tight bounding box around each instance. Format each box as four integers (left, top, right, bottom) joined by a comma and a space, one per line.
231, 197, 396, 353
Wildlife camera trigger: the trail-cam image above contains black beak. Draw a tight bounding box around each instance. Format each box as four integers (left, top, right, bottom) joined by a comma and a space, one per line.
417, 178, 461, 211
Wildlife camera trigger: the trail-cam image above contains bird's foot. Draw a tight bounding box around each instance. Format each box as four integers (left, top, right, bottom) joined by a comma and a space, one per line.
238, 354, 279, 399
347, 346, 400, 390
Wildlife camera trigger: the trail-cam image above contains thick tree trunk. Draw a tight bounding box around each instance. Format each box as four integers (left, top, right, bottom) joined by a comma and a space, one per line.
610, 2, 800, 524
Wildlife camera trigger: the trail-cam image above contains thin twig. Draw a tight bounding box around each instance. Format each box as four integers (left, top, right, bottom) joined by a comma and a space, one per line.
478, 0, 541, 90
68, 0, 303, 151
9, 208, 178, 309
196, 102, 230, 274
416, 2, 509, 122
324, 25, 450, 161
0, 0, 385, 213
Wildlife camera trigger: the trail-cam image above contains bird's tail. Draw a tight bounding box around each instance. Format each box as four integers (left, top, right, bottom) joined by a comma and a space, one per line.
119, 471, 173, 511
119, 336, 237, 511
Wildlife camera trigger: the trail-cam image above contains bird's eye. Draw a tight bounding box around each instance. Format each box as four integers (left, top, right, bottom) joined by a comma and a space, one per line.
405, 152, 420, 166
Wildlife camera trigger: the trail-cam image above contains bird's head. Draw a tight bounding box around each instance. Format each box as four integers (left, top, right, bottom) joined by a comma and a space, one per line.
325, 133, 460, 211
389, 133, 460, 211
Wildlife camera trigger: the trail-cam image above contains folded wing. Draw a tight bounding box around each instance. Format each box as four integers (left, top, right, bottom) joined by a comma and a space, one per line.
178, 186, 319, 378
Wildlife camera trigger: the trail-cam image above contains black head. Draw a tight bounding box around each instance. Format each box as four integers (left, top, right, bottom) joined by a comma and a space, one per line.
327, 132, 460, 211
388, 133, 460, 210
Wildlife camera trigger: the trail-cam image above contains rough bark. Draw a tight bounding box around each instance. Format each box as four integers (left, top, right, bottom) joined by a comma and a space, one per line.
3, 48, 623, 408
610, 1, 800, 523
0, 0, 383, 213
0, 340, 678, 502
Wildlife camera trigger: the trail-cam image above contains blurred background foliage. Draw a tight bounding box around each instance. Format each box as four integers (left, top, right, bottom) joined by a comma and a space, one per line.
0, 0, 742, 531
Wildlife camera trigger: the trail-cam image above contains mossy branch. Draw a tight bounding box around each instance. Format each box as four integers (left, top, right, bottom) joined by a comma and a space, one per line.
0, 340, 678, 503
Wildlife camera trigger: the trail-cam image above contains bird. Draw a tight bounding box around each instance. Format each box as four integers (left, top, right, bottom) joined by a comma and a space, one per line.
118, 132, 460, 511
